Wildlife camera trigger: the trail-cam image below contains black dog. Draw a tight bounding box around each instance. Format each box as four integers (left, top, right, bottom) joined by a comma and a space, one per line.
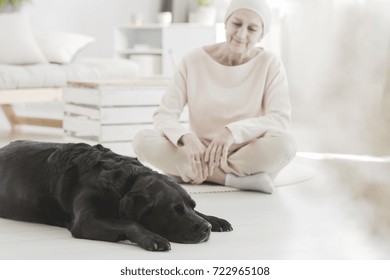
0, 140, 232, 251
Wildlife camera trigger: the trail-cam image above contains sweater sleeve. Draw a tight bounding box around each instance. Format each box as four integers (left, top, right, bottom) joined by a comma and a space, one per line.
153, 59, 193, 146
226, 58, 291, 144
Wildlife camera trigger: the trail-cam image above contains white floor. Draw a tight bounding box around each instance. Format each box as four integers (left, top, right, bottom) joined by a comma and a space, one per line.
0, 126, 389, 260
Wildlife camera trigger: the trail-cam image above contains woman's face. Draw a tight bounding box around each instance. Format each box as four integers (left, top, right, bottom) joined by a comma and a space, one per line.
225, 9, 264, 54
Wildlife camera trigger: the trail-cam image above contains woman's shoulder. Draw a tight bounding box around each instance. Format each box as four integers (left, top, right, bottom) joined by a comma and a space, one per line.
256, 49, 285, 72
259, 49, 282, 62
183, 47, 207, 61
175, 47, 208, 75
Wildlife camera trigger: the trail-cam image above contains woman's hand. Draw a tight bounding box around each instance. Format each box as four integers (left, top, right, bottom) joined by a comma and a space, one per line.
205, 128, 234, 175
180, 133, 209, 184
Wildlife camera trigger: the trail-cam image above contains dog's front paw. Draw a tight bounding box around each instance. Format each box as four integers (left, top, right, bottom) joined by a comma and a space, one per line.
139, 234, 171, 251
206, 216, 233, 232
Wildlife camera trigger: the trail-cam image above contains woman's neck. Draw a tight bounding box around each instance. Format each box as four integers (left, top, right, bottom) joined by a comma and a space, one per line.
204, 42, 259, 66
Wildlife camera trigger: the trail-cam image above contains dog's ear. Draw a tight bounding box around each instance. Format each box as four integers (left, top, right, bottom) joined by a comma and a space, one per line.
119, 192, 153, 221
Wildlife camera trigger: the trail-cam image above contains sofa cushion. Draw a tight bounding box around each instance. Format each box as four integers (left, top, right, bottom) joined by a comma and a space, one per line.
34, 32, 95, 64
0, 12, 47, 65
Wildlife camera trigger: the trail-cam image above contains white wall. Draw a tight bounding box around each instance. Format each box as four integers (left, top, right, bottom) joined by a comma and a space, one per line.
279, 0, 390, 153
25, 0, 163, 58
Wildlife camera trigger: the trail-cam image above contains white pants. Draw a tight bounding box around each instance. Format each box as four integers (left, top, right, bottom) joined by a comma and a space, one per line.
133, 129, 297, 183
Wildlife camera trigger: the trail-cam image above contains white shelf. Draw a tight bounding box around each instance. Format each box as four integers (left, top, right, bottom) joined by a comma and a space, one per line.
117, 48, 163, 55
116, 23, 212, 29
114, 23, 217, 76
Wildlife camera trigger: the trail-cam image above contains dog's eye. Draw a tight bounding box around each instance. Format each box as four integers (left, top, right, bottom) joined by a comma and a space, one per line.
174, 204, 185, 216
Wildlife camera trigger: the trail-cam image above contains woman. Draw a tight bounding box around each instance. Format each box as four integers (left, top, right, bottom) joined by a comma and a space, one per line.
133, 0, 296, 193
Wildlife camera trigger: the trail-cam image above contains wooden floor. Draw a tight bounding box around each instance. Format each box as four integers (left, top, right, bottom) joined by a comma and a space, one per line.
0, 126, 389, 259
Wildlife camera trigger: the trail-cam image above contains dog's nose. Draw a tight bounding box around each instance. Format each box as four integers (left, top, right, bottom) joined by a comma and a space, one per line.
193, 222, 212, 233
200, 222, 212, 234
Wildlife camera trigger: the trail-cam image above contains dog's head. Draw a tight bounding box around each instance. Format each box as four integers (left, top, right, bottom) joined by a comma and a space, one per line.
119, 174, 211, 244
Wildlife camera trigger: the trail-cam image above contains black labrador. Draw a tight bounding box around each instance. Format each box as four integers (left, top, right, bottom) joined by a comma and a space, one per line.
0, 140, 232, 251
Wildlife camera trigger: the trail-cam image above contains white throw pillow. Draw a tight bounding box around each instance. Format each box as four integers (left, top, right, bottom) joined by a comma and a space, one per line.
0, 12, 47, 65
34, 32, 95, 64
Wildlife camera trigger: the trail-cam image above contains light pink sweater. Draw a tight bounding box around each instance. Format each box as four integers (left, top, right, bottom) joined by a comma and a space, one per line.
153, 47, 291, 146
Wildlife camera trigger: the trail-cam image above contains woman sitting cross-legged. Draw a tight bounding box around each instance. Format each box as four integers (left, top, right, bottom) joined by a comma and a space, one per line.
133, 0, 297, 193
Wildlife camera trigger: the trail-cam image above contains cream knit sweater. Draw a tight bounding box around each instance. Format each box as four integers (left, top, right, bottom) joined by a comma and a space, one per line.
153, 47, 291, 146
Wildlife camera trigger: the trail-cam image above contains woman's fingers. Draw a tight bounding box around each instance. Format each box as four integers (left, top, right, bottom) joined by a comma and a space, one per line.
202, 159, 209, 180
206, 143, 224, 171
214, 145, 223, 166
190, 157, 208, 184
204, 145, 211, 163
221, 145, 229, 166
195, 156, 203, 180
206, 130, 234, 173
205, 144, 216, 165
190, 147, 210, 183
191, 155, 198, 174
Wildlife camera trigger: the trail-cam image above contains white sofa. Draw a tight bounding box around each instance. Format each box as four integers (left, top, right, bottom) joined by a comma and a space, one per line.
0, 58, 139, 129
0, 11, 138, 129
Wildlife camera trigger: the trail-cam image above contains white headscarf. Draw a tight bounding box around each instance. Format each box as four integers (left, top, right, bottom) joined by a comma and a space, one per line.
225, 0, 272, 36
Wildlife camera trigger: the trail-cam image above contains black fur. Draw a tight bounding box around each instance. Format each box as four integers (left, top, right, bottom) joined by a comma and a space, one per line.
0, 140, 232, 251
